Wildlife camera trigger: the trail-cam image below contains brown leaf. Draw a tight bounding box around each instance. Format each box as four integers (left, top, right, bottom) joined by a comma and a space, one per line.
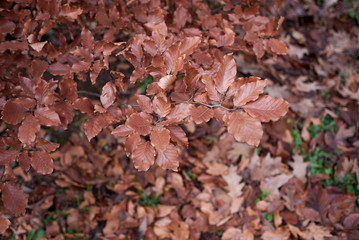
179, 36, 201, 56
167, 126, 188, 147
18, 151, 31, 172
267, 38, 287, 55
174, 5, 191, 29
0, 149, 18, 165
158, 75, 176, 91
124, 134, 141, 156
227, 111, 263, 146
262, 228, 290, 240
189, 105, 214, 124
18, 115, 40, 145
150, 127, 170, 150
126, 112, 153, 136
153, 94, 171, 118
156, 144, 179, 171
111, 124, 133, 137
0, 18, 15, 34
59, 77, 78, 102
243, 95, 289, 122
83, 114, 108, 141
0, 217, 10, 234
30, 41, 47, 52
215, 54, 236, 94
136, 95, 153, 113
132, 141, 155, 171
233, 80, 267, 106
101, 81, 117, 109
35, 107, 61, 127
2, 100, 28, 125
343, 213, 359, 230
73, 97, 94, 115
253, 40, 265, 58
36, 138, 59, 152
31, 150, 53, 174
1, 184, 28, 215
201, 74, 220, 102
48, 62, 71, 76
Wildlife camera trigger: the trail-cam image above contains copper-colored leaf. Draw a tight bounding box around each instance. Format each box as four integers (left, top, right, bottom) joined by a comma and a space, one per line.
101, 81, 117, 109
18, 151, 31, 172
36, 138, 59, 152
243, 95, 289, 122
167, 126, 188, 147
126, 112, 153, 136
53, 101, 75, 128
150, 127, 170, 150
48, 62, 71, 76
0, 150, 18, 165
156, 144, 179, 171
267, 38, 287, 55
2, 101, 28, 125
112, 124, 133, 137
215, 54, 236, 94
59, 77, 78, 102
158, 75, 176, 91
18, 115, 40, 145
343, 213, 359, 230
1, 184, 28, 215
233, 80, 267, 106
153, 94, 171, 118
179, 36, 201, 56
201, 74, 220, 102
73, 97, 94, 115
35, 107, 61, 127
132, 141, 155, 171
184, 62, 200, 93
189, 105, 214, 124
83, 114, 108, 141
227, 111, 263, 146
0, 217, 10, 234
136, 95, 153, 113
30, 41, 47, 52
31, 150, 53, 174
124, 134, 141, 156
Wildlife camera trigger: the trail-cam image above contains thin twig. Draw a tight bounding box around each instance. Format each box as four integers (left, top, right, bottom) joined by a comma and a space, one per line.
77, 90, 140, 107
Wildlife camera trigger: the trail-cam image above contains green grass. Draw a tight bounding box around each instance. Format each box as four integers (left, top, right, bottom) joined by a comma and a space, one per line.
255, 189, 270, 203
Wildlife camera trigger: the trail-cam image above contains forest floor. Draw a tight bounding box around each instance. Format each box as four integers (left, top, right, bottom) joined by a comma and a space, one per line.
3, 0, 359, 239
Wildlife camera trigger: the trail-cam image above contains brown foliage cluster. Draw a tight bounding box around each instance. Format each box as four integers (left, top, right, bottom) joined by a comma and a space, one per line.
0, 0, 289, 231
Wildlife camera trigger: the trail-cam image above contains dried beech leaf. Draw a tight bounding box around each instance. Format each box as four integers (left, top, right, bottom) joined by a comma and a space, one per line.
0, 150, 18, 165
35, 107, 61, 127
18, 115, 40, 145
48, 62, 71, 76
156, 144, 179, 171
31, 150, 53, 174
0, 217, 11, 234
153, 95, 171, 118
267, 38, 287, 55
243, 95, 289, 122
30, 41, 47, 52
101, 81, 117, 109
73, 97, 94, 115
179, 36, 201, 56
233, 80, 267, 106
158, 75, 176, 91
126, 112, 153, 136
215, 54, 236, 94
184, 62, 200, 93
132, 141, 155, 171
227, 111, 263, 146
150, 127, 171, 150
83, 115, 108, 141
2, 101, 28, 125
59, 77, 78, 102
112, 124, 133, 137
136, 95, 153, 113
201, 74, 220, 102
53, 101, 75, 128
18, 151, 31, 172
1, 184, 28, 215
167, 126, 188, 147
190, 105, 214, 124
36, 138, 59, 152
125, 134, 141, 156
